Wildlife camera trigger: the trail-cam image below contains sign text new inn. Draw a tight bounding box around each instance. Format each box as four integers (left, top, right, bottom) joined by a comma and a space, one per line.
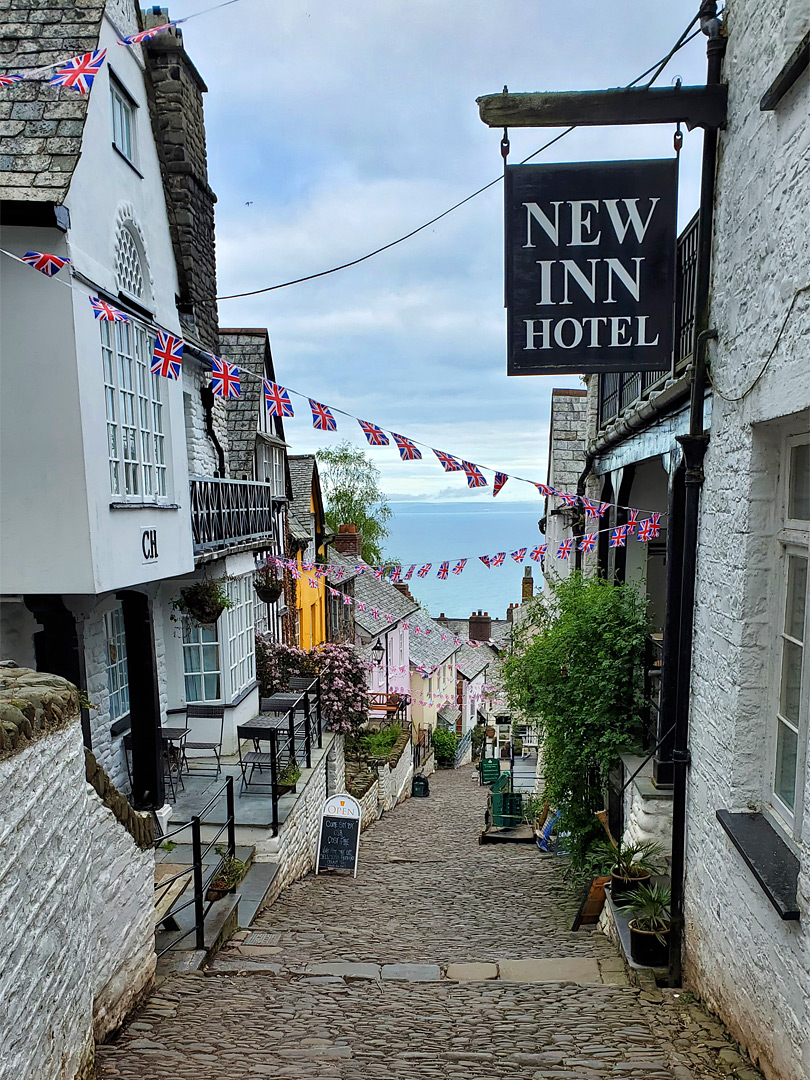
505, 159, 678, 375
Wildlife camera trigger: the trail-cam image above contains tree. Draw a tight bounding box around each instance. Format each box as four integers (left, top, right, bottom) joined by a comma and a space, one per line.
316, 440, 392, 564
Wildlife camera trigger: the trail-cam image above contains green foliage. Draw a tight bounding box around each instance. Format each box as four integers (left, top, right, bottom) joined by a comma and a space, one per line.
617, 883, 671, 941
210, 851, 249, 892
470, 723, 486, 759
432, 727, 458, 767
316, 441, 392, 564
586, 838, 665, 879
278, 761, 301, 786
521, 793, 548, 827
354, 724, 403, 759
502, 572, 649, 865
171, 578, 233, 624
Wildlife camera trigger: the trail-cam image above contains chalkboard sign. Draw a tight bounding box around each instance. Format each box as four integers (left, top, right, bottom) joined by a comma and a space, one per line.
316, 793, 361, 877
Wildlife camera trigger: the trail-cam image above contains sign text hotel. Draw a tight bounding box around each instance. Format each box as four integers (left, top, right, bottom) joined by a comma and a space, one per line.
505, 159, 677, 375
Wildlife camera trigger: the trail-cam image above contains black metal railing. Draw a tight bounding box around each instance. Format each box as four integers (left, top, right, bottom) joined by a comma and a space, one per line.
190, 477, 281, 554
412, 726, 431, 769
642, 635, 664, 752
598, 212, 700, 429
154, 775, 236, 956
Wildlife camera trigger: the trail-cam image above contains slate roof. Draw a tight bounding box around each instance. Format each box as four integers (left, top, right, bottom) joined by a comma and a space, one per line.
456, 641, 494, 681
436, 617, 469, 639
287, 456, 315, 536
437, 705, 461, 729
325, 548, 360, 586
350, 560, 419, 636
219, 330, 285, 479
409, 608, 457, 669
0, 1, 107, 203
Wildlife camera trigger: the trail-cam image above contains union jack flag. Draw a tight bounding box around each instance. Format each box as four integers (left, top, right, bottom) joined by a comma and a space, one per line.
334, 568, 345, 580
529, 544, 547, 561
536, 483, 558, 497
373, 567, 385, 579
353, 565, 366, 575
402, 621, 409, 631
370, 608, 380, 620
581, 499, 600, 518
22, 251, 70, 277
210, 356, 240, 397
314, 566, 327, 577
610, 525, 629, 548
433, 449, 461, 472
328, 587, 338, 597
454, 637, 462, 646
626, 509, 639, 535
356, 601, 367, 611
510, 548, 527, 563
289, 565, 301, 580
343, 594, 353, 605
440, 633, 448, 642
479, 555, 492, 568
556, 539, 573, 559
493, 472, 508, 497
308, 578, 319, 589
358, 419, 389, 446
452, 560, 467, 575
490, 552, 506, 567
437, 561, 449, 580
385, 613, 393, 623
302, 562, 314, 571
650, 512, 661, 528
462, 461, 487, 488
119, 22, 174, 45
404, 565, 416, 580
637, 519, 654, 542
413, 626, 422, 635
0, 75, 23, 86
392, 433, 421, 460
309, 399, 337, 431
579, 533, 597, 553
49, 50, 107, 94
89, 296, 128, 322
151, 330, 183, 380
416, 563, 432, 578
559, 492, 579, 507
263, 380, 294, 417
390, 567, 402, 582
597, 503, 610, 518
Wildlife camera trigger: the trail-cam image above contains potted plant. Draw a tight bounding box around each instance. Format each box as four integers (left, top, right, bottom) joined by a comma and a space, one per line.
617, 883, 671, 967
205, 851, 248, 902
171, 578, 232, 626
277, 760, 301, 796
254, 560, 284, 604
590, 838, 665, 899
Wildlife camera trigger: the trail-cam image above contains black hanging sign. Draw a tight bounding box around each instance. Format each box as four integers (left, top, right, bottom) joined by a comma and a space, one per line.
316, 793, 361, 876
505, 159, 678, 375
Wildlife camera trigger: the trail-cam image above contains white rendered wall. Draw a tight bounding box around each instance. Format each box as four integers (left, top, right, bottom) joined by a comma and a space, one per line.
683, 4, 810, 1079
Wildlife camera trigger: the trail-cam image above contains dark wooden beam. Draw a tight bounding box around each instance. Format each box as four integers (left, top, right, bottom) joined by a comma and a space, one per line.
760, 31, 809, 111
476, 85, 728, 131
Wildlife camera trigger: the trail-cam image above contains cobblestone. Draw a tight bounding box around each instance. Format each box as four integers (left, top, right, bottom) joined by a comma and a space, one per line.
97, 768, 762, 1080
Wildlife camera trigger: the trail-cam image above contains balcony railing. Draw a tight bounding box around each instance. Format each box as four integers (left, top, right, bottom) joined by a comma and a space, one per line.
190, 476, 281, 555
598, 211, 699, 430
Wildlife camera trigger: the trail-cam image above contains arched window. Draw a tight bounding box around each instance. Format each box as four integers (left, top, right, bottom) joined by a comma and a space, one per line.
116, 224, 146, 300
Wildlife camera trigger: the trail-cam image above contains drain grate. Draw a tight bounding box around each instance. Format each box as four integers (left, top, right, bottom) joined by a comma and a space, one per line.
244, 931, 281, 946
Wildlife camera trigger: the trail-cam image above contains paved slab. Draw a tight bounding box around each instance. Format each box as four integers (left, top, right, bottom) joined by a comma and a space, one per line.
98, 768, 762, 1080
380, 962, 441, 981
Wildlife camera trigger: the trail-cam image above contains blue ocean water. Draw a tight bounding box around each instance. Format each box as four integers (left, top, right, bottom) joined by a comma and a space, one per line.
383, 500, 544, 620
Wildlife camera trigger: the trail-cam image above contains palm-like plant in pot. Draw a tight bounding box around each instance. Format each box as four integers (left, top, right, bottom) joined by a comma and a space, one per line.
254, 560, 284, 604
589, 838, 665, 899
617, 883, 671, 967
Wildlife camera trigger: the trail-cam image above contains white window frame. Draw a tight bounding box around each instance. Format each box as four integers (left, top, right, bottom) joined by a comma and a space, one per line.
110, 74, 138, 166
101, 319, 168, 501
182, 620, 222, 704
226, 575, 256, 698
767, 432, 810, 840
104, 605, 130, 722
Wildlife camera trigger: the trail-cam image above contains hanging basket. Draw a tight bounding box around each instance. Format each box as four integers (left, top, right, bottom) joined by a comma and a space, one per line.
254, 581, 284, 604
172, 580, 231, 626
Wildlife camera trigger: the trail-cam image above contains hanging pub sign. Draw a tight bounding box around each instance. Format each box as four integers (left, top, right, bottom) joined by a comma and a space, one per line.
505, 159, 678, 376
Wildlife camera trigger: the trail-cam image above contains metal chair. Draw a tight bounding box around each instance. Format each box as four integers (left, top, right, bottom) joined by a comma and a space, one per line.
183, 704, 225, 777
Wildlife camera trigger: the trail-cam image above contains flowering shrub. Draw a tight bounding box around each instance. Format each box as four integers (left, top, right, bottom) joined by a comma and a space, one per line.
255, 636, 369, 737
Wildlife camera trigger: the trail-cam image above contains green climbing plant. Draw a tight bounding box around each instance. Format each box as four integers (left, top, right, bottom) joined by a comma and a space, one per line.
502, 571, 649, 865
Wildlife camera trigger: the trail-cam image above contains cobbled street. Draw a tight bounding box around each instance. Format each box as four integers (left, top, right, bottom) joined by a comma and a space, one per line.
97, 769, 760, 1080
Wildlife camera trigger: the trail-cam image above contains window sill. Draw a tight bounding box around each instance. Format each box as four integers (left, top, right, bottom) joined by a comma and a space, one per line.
112, 142, 144, 178
110, 715, 131, 738
109, 501, 180, 510
716, 809, 800, 920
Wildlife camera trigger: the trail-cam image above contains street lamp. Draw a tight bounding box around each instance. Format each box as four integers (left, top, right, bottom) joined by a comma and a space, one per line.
371, 639, 384, 666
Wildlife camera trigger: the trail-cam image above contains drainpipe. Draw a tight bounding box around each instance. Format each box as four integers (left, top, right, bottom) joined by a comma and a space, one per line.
668, 3, 726, 986
200, 383, 226, 477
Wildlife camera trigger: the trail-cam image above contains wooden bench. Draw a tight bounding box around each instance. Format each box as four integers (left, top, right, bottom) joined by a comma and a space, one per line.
154, 862, 190, 930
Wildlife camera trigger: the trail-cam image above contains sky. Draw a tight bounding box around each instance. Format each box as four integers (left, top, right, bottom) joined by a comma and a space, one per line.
174, 0, 708, 515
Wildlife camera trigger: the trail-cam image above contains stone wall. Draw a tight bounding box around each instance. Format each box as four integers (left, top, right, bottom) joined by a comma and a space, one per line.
327, 733, 346, 795
376, 737, 413, 812
0, 668, 155, 1080
683, 4, 810, 1080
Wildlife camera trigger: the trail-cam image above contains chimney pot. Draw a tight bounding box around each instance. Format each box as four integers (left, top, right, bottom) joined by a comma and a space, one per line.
332, 523, 362, 556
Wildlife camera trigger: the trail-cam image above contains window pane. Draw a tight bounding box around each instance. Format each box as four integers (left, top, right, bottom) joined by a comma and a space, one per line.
202, 644, 219, 671
774, 720, 798, 811
204, 673, 221, 700
779, 638, 803, 724
184, 673, 202, 703
785, 556, 807, 641
201, 624, 218, 643
789, 442, 809, 520
184, 647, 201, 673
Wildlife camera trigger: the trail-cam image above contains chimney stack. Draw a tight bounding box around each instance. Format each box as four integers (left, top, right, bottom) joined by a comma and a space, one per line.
332, 523, 362, 557
522, 566, 534, 601
469, 610, 492, 641
393, 582, 415, 602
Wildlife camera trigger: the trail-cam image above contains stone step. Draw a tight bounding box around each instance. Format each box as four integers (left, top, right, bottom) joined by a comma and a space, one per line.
236, 861, 280, 926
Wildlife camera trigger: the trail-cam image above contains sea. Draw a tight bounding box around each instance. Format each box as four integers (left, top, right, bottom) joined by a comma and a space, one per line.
383, 500, 544, 621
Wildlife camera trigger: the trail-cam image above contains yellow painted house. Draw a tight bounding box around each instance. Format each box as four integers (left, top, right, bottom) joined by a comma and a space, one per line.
288, 455, 328, 648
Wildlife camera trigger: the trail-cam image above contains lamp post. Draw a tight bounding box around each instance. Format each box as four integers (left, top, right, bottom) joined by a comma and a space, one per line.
371, 638, 385, 695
